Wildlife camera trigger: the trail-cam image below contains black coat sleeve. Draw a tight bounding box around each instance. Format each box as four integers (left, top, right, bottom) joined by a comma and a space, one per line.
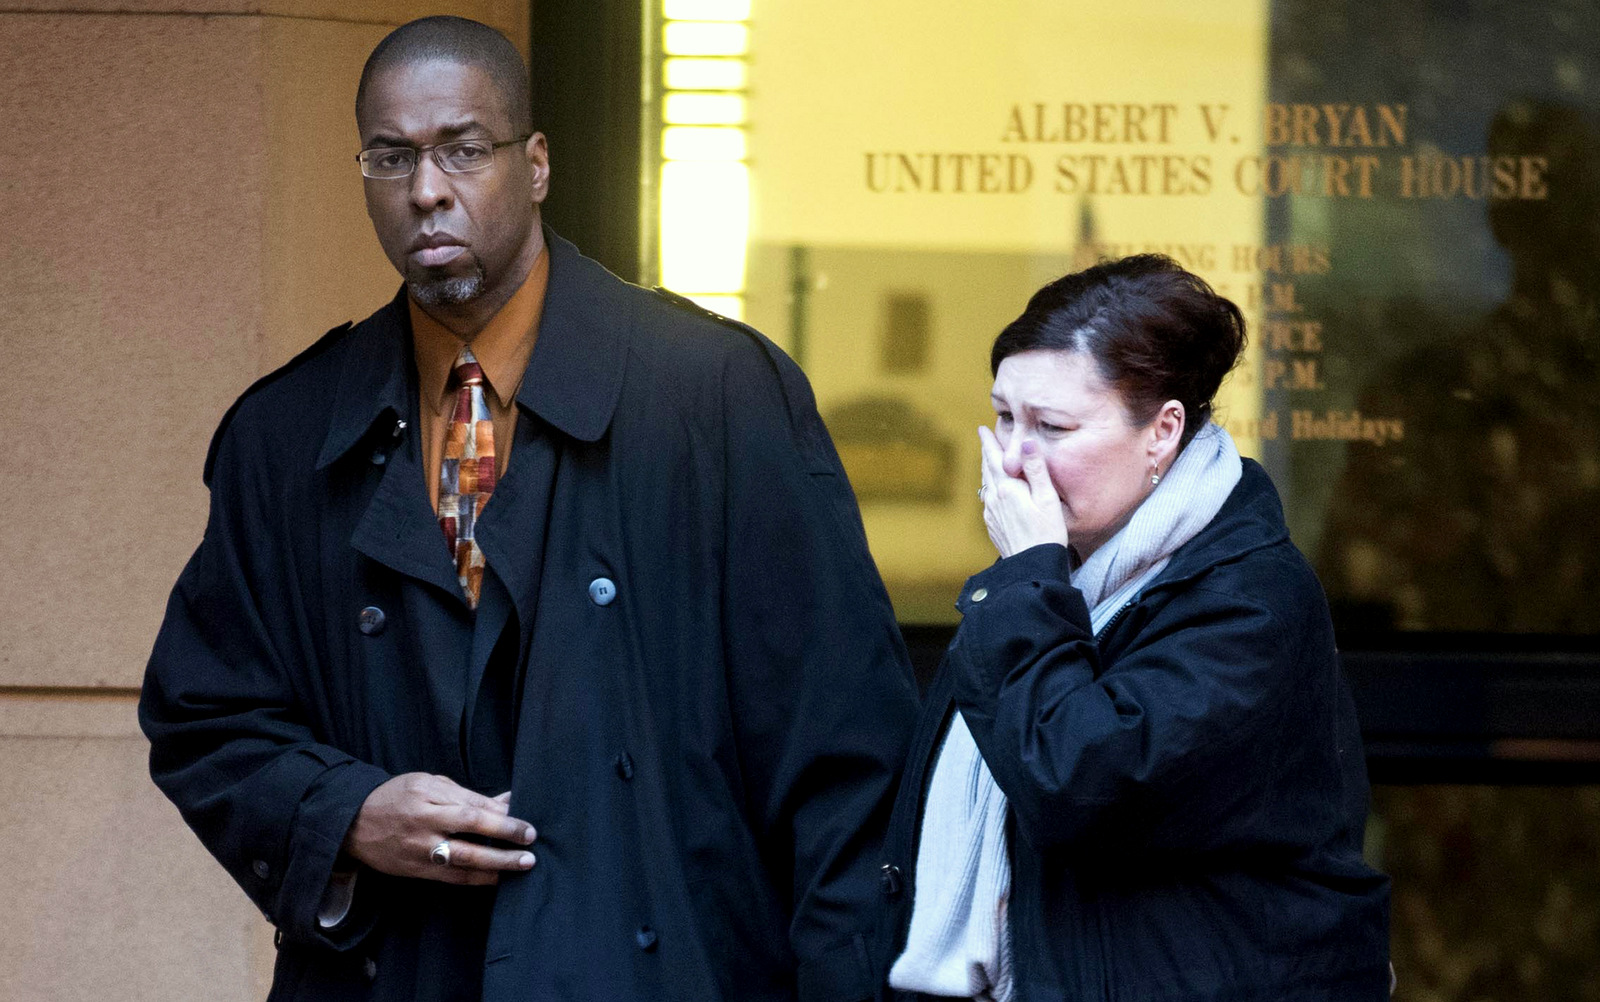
948, 543, 1320, 858
139, 415, 390, 949
718, 335, 920, 1002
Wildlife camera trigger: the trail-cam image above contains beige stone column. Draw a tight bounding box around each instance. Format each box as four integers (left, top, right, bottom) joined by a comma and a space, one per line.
0, 3, 527, 998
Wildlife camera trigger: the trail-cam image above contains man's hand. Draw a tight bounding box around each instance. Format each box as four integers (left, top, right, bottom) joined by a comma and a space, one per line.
344, 773, 537, 885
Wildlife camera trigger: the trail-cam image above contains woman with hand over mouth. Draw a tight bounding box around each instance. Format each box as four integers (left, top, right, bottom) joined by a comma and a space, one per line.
883, 255, 1391, 1002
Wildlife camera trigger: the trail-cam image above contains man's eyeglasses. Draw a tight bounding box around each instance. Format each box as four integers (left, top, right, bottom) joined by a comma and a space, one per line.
356, 137, 531, 179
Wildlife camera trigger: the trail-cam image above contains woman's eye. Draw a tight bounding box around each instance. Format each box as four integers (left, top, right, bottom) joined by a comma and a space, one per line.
1039, 422, 1070, 434
995, 412, 1013, 425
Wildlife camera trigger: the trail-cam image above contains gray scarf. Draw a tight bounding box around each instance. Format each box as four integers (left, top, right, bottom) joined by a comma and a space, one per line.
890, 423, 1242, 1001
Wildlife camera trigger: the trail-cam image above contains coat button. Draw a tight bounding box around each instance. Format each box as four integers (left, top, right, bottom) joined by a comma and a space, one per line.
369, 448, 388, 466
614, 752, 634, 781
357, 606, 386, 635
635, 925, 658, 952
588, 577, 617, 606
252, 859, 270, 880
363, 957, 378, 981
970, 587, 988, 602
880, 863, 903, 898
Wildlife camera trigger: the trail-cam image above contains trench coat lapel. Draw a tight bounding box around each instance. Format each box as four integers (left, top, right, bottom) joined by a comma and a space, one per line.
318, 291, 465, 602
474, 230, 630, 629
462, 419, 557, 763
463, 231, 630, 751
472, 421, 557, 640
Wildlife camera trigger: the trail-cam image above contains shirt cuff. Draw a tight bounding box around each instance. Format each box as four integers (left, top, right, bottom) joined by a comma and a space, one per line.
317, 865, 358, 929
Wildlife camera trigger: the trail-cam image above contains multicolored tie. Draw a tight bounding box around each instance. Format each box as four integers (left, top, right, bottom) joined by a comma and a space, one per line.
438, 347, 496, 608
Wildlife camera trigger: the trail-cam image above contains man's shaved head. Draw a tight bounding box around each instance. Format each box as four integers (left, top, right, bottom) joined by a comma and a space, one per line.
357, 16, 532, 134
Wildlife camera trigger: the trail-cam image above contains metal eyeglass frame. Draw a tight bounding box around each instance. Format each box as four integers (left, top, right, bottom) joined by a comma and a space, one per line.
356, 136, 532, 179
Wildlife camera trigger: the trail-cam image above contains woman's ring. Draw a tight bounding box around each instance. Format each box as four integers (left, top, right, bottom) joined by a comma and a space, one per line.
978, 485, 988, 501
429, 840, 452, 866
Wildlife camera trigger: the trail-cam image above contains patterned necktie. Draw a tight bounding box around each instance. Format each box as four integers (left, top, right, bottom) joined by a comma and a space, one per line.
439, 347, 496, 608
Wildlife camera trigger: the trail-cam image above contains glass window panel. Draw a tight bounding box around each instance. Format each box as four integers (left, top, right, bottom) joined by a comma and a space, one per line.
730, 0, 1600, 639
743, 0, 1270, 620
1371, 786, 1600, 1000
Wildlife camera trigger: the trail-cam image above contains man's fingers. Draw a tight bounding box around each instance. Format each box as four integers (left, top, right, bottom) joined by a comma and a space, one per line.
436, 840, 537, 873
452, 785, 511, 816
432, 802, 537, 844
429, 866, 502, 886
422, 774, 510, 816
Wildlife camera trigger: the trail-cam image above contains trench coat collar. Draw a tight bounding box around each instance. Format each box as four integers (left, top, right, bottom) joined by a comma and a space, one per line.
515, 227, 630, 443
315, 288, 412, 472
314, 226, 626, 472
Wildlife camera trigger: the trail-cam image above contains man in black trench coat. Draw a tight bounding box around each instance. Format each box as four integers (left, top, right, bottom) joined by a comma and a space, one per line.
140, 16, 918, 1002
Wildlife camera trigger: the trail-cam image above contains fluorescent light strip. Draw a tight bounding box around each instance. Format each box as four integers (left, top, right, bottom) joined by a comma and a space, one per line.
663, 21, 749, 57
663, 0, 752, 21
663, 92, 747, 126
657, 7, 751, 312
665, 57, 748, 91
662, 126, 748, 161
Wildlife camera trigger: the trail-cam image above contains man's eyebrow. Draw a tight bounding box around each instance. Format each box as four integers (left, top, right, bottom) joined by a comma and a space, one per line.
436, 120, 491, 138
362, 121, 493, 149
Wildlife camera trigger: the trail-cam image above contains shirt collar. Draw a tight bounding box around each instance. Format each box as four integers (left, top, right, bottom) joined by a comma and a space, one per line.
410, 247, 548, 411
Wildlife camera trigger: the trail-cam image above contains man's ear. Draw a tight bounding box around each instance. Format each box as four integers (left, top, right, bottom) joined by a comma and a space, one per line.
525, 132, 550, 203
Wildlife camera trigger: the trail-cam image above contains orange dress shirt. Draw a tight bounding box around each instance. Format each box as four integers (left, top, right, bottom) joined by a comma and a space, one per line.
409, 249, 549, 512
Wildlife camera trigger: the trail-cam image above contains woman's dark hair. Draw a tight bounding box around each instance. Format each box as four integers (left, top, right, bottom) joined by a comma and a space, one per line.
991, 254, 1247, 450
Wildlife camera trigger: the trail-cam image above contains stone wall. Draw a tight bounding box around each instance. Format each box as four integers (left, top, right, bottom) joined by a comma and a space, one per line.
0, 3, 526, 997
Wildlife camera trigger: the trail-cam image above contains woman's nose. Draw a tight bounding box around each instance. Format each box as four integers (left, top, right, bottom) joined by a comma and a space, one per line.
1001, 431, 1028, 478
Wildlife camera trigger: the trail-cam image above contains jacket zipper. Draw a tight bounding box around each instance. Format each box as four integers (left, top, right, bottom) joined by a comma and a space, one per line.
1095, 599, 1138, 641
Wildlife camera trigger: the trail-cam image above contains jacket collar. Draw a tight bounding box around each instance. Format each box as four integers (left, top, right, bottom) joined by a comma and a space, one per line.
1152, 458, 1291, 590
515, 227, 630, 442
316, 288, 412, 471
316, 227, 629, 470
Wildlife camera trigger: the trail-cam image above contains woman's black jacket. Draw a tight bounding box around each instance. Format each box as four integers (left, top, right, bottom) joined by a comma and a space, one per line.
882, 460, 1391, 1001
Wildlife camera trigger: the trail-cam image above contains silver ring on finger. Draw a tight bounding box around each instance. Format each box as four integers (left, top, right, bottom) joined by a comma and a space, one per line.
429, 840, 452, 867
977, 485, 988, 502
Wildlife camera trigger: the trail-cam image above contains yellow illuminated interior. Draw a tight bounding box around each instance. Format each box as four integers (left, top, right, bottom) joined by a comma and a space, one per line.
735, 0, 1271, 620
659, 161, 750, 293
654, 1, 752, 320
682, 294, 746, 320
649, 1, 1273, 618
